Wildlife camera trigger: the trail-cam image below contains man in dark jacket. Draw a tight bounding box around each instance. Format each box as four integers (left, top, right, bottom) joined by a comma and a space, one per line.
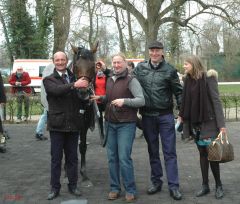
133, 41, 183, 200
43, 51, 89, 200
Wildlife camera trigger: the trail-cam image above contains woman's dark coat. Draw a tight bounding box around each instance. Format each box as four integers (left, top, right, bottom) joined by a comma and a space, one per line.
183, 69, 225, 139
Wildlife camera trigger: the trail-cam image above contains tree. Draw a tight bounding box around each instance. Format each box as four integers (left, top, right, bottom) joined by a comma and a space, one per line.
113, 4, 126, 52
0, 0, 53, 61
5, 0, 38, 59
0, 7, 13, 62
166, 4, 185, 65
68, 0, 100, 49
35, 0, 54, 58
101, 0, 238, 56
52, 0, 71, 53
126, 10, 137, 56
69, 0, 116, 59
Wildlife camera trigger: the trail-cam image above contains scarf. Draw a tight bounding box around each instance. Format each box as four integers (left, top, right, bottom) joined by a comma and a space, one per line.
180, 74, 209, 125
97, 70, 104, 77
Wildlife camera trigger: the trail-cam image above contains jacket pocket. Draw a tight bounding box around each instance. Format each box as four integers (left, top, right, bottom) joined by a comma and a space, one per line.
48, 111, 65, 128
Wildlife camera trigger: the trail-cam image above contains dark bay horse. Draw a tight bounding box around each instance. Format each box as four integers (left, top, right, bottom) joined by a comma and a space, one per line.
70, 42, 99, 184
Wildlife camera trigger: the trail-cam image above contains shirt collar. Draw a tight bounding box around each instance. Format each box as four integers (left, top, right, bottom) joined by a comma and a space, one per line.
57, 70, 68, 77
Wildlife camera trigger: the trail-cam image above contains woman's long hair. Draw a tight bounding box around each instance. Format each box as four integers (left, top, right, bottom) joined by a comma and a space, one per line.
185, 55, 206, 80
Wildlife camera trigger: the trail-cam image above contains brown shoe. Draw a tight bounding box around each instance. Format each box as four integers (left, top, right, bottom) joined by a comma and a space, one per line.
108, 192, 120, 200
125, 194, 136, 202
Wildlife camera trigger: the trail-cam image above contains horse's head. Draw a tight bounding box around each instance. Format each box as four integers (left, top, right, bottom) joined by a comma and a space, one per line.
71, 42, 99, 100
71, 42, 98, 82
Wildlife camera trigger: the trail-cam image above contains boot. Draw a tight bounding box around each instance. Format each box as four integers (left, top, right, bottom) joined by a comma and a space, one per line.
3, 130, 10, 139
196, 184, 210, 197
215, 185, 224, 199
0, 134, 6, 153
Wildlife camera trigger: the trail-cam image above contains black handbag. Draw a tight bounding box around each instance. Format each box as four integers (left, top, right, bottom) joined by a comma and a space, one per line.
207, 131, 234, 163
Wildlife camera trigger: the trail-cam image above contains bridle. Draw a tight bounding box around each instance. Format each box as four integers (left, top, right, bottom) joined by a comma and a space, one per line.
72, 46, 95, 83
69, 46, 96, 101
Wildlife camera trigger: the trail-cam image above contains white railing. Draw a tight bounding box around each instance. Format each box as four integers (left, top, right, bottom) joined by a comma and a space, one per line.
4, 84, 41, 93
218, 82, 240, 85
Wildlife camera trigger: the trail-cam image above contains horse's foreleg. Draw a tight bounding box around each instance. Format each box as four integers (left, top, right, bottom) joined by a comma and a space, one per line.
79, 129, 89, 181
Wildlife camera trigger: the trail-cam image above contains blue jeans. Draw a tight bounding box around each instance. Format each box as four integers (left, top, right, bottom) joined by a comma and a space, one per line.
142, 114, 179, 190
106, 121, 136, 195
36, 109, 47, 135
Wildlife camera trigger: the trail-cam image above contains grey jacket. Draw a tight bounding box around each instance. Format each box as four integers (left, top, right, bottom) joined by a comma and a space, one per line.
41, 63, 54, 111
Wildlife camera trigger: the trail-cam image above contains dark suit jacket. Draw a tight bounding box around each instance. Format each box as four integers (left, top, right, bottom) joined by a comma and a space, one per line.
43, 68, 83, 132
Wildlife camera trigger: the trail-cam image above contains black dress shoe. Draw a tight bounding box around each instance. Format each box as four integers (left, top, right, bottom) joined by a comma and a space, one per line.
169, 189, 182, 200
215, 185, 224, 199
47, 191, 59, 200
69, 187, 82, 196
196, 184, 210, 197
147, 184, 162, 195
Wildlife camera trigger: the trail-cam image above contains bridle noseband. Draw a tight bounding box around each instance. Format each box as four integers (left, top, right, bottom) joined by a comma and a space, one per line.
72, 46, 95, 83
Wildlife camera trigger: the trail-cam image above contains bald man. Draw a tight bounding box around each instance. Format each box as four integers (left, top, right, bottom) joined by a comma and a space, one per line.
43, 51, 89, 200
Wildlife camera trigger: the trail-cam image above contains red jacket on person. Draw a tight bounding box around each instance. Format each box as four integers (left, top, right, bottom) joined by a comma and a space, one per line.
9, 71, 32, 94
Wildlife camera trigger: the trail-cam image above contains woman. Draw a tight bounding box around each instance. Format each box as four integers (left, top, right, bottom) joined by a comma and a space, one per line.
93, 60, 111, 139
92, 53, 145, 202
178, 55, 226, 199
127, 61, 135, 74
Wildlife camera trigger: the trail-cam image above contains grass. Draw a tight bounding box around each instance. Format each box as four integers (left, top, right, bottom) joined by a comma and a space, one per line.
218, 84, 240, 95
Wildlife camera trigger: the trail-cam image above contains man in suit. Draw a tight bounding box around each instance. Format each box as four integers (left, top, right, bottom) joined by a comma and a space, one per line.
43, 51, 89, 200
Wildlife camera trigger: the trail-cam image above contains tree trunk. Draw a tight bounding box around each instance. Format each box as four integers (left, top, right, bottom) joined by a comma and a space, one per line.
127, 11, 136, 55
52, 0, 71, 53
113, 5, 126, 53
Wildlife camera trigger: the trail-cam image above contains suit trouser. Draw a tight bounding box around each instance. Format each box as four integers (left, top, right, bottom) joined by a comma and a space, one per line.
50, 131, 79, 192
142, 114, 179, 190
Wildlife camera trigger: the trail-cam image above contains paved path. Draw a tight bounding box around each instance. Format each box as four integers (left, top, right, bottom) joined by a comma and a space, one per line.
0, 122, 239, 204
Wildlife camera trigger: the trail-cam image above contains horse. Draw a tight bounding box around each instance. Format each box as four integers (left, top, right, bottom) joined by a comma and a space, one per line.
69, 42, 100, 184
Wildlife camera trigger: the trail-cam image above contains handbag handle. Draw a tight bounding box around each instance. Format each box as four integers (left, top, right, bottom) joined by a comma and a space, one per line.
213, 131, 229, 145
219, 131, 230, 144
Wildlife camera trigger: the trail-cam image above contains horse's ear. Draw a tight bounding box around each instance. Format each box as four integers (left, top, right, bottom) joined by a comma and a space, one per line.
92, 41, 99, 54
70, 43, 78, 54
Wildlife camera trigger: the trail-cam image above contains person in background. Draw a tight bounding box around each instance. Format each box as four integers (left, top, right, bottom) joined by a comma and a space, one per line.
127, 61, 144, 136
43, 51, 89, 200
9, 67, 31, 123
35, 64, 54, 141
0, 72, 7, 153
178, 55, 225, 199
93, 60, 111, 139
127, 61, 135, 74
91, 53, 145, 202
133, 40, 183, 200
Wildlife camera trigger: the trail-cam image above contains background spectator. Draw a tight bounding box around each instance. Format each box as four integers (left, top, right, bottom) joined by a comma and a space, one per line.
93, 60, 111, 139
9, 67, 31, 123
